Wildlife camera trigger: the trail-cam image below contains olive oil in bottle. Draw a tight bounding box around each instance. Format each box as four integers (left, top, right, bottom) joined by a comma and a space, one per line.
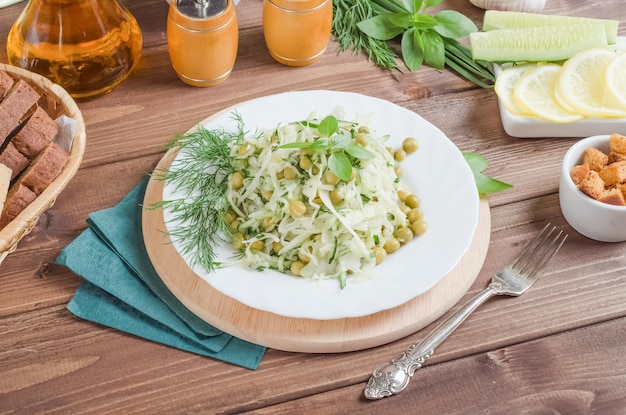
7, 0, 143, 101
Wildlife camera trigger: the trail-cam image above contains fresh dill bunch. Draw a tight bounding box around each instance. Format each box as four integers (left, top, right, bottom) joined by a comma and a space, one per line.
332, 0, 400, 71
151, 113, 246, 272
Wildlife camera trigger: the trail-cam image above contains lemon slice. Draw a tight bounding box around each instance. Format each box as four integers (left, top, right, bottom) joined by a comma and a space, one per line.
606, 52, 626, 107
556, 48, 626, 118
495, 64, 537, 116
513, 64, 584, 123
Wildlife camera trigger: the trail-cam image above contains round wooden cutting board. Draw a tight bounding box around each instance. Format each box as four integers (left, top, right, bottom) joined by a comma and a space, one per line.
142, 150, 491, 353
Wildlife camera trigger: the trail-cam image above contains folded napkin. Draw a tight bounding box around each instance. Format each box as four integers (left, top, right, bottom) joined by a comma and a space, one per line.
56, 177, 266, 370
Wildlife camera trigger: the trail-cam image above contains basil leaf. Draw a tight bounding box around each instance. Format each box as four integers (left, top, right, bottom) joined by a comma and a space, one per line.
330, 133, 351, 149
278, 142, 312, 149
422, 30, 445, 70
318, 115, 339, 137
357, 14, 405, 41
388, 12, 415, 29
344, 143, 375, 160
424, 0, 444, 8
401, 28, 424, 71
403, 0, 423, 13
411, 13, 439, 31
433, 10, 477, 39
309, 139, 329, 150
463, 152, 513, 194
473, 172, 513, 194
328, 152, 353, 181
464, 152, 488, 172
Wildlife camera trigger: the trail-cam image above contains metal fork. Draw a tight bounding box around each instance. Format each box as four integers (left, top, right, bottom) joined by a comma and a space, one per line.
364, 223, 567, 400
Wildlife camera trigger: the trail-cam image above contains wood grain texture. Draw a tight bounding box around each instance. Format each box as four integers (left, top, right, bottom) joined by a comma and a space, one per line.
1, 0, 626, 413
244, 317, 626, 415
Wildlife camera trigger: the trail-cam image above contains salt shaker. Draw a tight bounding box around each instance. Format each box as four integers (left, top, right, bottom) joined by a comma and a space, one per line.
167, 0, 238, 87
262, 0, 332, 66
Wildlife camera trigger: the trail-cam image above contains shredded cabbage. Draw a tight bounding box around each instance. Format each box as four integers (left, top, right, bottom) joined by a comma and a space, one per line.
224, 111, 424, 288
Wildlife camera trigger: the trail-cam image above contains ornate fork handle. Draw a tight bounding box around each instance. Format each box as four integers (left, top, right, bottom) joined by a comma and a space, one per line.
364, 281, 505, 400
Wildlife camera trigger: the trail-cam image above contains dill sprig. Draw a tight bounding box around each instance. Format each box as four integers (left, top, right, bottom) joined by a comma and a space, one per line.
332, 0, 400, 71
151, 114, 246, 272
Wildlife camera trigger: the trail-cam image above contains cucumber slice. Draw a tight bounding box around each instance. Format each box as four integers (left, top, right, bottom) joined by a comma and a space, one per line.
482, 11, 619, 44
470, 24, 608, 63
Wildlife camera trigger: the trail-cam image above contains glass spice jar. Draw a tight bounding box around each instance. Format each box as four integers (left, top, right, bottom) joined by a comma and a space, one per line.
262, 0, 332, 67
7, 0, 143, 101
167, 0, 239, 87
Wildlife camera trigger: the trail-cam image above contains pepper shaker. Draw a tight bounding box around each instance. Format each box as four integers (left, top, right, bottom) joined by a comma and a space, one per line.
262, 0, 333, 66
167, 0, 238, 87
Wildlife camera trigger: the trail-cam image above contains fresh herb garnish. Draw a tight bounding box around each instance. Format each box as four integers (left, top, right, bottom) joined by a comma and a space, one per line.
150, 114, 245, 271
333, 0, 496, 88
332, 0, 400, 71
278, 115, 375, 181
463, 152, 513, 194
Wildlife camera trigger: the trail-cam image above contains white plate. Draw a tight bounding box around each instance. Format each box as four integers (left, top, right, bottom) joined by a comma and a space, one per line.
496, 38, 626, 138
162, 90, 479, 320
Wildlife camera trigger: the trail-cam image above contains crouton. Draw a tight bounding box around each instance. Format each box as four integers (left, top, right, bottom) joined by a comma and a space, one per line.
598, 160, 626, 186
608, 151, 626, 164
570, 162, 590, 185
599, 188, 626, 206
583, 147, 608, 171
578, 170, 606, 200
609, 133, 626, 155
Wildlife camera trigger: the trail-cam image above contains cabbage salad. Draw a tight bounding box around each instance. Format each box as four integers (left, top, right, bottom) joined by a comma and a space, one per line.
220, 110, 427, 288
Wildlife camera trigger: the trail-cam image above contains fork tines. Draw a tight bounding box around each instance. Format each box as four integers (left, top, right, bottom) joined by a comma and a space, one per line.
511, 224, 567, 279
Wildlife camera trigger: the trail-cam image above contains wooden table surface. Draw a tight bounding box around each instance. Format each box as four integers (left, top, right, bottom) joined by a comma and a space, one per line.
1, 0, 625, 413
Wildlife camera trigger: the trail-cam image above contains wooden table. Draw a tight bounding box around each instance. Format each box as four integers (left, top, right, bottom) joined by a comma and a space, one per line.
2, 1, 625, 413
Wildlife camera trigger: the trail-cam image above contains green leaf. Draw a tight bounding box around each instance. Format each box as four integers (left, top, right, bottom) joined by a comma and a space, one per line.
464, 152, 488, 171
411, 13, 439, 31
388, 12, 415, 29
344, 143, 376, 160
330, 133, 351, 149
422, 30, 445, 70
402, 28, 424, 71
403, 0, 423, 13
318, 115, 339, 137
309, 139, 329, 150
424, 0, 444, 8
328, 152, 353, 181
278, 142, 312, 149
433, 10, 478, 39
357, 14, 405, 41
463, 152, 513, 194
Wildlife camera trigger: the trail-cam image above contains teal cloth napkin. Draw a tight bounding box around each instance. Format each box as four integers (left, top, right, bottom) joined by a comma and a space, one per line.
56, 177, 266, 370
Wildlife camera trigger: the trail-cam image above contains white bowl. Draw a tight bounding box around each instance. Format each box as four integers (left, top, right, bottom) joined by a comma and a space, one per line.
559, 134, 626, 242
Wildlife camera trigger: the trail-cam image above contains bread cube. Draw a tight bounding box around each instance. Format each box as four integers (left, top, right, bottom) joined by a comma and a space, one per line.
583, 147, 608, 171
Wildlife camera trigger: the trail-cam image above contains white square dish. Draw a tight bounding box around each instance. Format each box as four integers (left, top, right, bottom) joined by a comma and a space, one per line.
495, 38, 626, 138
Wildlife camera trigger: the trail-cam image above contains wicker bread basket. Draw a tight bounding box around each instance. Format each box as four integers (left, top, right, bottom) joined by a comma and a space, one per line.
0, 63, 86, 265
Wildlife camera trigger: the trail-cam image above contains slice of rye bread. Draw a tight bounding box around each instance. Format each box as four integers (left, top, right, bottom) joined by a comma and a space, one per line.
0, 79, 41, 147
0, 183, 37, 228
11, 106, 59, 159
0, 71, 15, 99
0, 142, 70, 229
0, 141, 29, 180
20, 142, 70, 195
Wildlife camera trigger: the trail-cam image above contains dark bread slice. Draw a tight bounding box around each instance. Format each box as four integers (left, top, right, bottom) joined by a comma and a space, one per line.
0, 71, 15, 100
0, 142, 29, 180
11, 106, 59, 159
0, 79, 41, 146
21, 142, 70, 195
0, 183, 37, 228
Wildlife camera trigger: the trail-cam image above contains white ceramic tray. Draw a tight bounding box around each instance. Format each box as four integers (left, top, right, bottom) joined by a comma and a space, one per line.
496, 38, 626, 138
